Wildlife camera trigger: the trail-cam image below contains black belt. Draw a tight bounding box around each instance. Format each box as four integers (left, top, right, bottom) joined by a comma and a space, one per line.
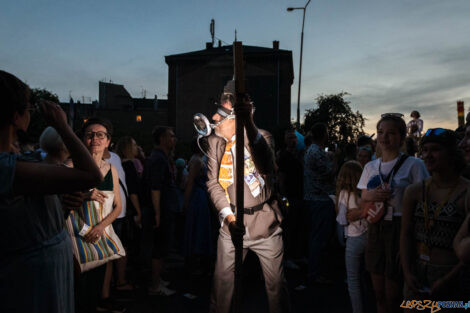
230, 202, 265, 215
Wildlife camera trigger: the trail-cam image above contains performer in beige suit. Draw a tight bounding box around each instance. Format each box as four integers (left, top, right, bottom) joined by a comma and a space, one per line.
207, 81, 289, 313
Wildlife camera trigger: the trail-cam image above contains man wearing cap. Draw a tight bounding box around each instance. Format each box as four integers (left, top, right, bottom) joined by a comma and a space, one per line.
207, 81, 289, 313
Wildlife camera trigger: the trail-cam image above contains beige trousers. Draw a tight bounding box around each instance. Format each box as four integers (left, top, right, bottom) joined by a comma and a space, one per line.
210, 227, 290, 313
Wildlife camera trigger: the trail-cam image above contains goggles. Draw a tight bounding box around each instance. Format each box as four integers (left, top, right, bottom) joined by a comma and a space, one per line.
193, 103, 236, 137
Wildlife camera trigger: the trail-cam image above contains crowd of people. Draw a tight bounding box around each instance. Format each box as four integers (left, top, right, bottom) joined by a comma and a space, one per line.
1, 69, 470, 313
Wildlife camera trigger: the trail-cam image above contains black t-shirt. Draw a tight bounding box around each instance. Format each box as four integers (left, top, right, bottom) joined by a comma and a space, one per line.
142, 148, 179, 213
277, 149, 304, 199
122, 160, 140, 214
122, 160, 139, 196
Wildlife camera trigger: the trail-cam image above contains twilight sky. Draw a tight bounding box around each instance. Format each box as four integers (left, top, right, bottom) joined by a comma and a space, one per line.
1, 0, 469, 133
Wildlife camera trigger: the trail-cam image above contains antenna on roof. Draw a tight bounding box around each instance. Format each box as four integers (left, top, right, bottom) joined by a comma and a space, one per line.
235, 29, 237, 41
210, 19, 215, 45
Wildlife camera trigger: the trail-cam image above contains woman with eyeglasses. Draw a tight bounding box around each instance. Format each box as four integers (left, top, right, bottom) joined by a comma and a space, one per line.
401, 128, 468, 301
357, 113, 428, 313
0, 70, 102, 313
70, 117, 124, 313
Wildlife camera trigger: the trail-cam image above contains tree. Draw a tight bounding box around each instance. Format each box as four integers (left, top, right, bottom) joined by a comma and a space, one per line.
26, 88, 60, 144
302, 92, 365, 145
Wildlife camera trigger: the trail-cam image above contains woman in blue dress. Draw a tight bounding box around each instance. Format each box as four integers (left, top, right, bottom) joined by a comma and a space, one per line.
0, 70, 102, 313
182, 139, 214, 297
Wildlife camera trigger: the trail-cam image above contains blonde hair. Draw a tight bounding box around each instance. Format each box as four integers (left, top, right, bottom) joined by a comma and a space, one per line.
336, 160, 363, 212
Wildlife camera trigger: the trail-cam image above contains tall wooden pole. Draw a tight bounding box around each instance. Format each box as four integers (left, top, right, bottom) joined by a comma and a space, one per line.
232, 41, 245, 313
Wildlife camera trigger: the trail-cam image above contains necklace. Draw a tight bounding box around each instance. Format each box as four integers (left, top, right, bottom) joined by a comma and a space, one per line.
99, 159, 107, 170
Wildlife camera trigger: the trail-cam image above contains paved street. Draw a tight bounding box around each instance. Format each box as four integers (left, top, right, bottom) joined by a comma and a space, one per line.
109, 240, 370, 313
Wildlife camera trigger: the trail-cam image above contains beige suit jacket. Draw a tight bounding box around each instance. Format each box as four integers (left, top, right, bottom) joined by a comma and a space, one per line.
206, 130, 282, 240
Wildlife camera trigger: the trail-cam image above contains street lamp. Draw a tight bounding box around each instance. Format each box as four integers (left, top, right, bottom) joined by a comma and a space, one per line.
287, 0, 311, 128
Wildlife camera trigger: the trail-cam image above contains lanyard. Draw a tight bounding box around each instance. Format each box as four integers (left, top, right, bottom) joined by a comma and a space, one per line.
423, 178, 458, 231
378, 155, 400, 189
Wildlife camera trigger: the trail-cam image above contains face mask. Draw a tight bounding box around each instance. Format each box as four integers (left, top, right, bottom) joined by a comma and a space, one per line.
193, 104, 235, 162
193, 113, 235, 137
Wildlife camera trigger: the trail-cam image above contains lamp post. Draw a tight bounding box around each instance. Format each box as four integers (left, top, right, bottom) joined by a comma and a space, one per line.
287, 0, 311, 128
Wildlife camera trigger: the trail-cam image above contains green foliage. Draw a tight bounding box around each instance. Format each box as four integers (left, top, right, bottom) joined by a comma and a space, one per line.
30, 88, 59, 103
27, 88, 60, 144
302, 92, 365, 144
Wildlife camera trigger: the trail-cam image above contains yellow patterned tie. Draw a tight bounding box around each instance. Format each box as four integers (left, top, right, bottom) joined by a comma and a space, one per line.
219, 140, 235, 201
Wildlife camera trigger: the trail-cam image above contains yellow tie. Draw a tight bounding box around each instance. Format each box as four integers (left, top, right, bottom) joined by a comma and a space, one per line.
219, 140, 235, 201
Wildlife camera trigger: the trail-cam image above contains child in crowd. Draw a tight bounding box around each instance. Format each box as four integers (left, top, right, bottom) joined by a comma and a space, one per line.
336, 161, 368, 313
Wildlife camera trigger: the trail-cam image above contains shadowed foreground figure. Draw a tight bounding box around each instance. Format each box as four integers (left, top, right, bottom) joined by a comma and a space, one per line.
206, 81, 289, 313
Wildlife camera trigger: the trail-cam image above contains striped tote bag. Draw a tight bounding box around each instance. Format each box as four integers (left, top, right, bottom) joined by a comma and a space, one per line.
66, 191, 125, 272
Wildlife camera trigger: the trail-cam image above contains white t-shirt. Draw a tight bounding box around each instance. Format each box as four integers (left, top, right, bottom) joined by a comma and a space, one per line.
357, 154, 429, 219
337, 190, 368, 237
106, 152, 127, 219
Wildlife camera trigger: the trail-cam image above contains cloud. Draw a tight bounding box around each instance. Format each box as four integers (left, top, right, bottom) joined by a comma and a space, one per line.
299, 43, 470, 133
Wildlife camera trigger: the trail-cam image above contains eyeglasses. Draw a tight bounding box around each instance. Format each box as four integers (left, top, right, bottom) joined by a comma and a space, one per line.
424, 128, 448, 137
84, 131, 109, 140
381, 113, 404, 118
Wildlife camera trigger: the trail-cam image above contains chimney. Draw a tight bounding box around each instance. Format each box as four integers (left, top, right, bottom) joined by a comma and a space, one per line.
206, 42, 213, 49
273, 40, 279, 50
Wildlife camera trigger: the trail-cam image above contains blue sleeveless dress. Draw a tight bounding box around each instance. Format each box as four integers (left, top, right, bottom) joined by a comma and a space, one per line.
183, 160, 213, 256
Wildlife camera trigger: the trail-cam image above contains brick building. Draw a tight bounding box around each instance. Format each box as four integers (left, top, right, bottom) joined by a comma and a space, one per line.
61, 82, 169, 152
165, 41, 294, 144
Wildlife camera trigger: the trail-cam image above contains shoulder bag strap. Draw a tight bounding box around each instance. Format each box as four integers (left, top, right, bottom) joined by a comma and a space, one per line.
384, 154, 409, 183
119, 179, 129, 202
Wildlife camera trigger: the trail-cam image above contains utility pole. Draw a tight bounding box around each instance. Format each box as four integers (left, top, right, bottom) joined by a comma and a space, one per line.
287, 0, 311, 128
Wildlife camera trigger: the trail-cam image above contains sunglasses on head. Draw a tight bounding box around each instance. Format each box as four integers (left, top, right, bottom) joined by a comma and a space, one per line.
424, 128, 448, 137
381, 113, 404, 118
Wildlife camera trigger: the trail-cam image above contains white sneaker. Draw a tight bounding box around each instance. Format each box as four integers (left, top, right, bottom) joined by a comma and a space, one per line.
160, 279, 170, 287
148, 285, 176, 296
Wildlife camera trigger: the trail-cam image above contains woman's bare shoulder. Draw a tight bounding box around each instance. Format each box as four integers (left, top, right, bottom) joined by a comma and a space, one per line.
405, 178, 428, 197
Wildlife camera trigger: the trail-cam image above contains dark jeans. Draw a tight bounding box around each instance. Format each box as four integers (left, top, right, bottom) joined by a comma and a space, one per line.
305, 197, 335, 281
284, 198, 308, 260
77, 264, 106, 313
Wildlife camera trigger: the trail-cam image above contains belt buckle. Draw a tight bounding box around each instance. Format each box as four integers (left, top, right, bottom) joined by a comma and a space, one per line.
245, 207, 253, 215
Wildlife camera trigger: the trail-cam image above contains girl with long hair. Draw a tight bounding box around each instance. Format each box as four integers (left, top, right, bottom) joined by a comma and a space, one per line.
336, 161, 367, 313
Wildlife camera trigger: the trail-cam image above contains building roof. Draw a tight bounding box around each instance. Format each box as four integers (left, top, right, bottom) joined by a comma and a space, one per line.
165, 44, 292, 63
99, 81, 132, 99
